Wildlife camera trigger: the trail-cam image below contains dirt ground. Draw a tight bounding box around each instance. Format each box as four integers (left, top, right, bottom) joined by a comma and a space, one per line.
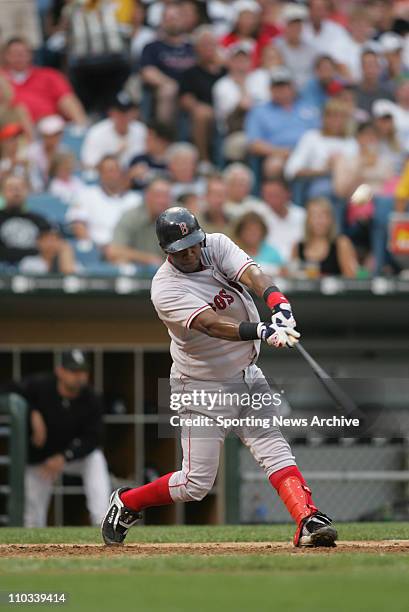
1, 541, 409, 558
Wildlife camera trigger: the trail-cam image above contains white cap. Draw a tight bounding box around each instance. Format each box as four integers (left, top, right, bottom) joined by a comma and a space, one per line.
372, 99, 394, 118
227, 40, 254, 58
281, 3, 309, 24
379, 32, 404, 54
37, 114, 65, 135
233, 0, 261, 19
361, 40, 382, 55
270, 65, 293, 85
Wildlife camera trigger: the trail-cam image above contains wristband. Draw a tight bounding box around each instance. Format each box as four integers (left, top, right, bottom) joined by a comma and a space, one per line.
238, 321, 260, 340
263, 285, 289, 310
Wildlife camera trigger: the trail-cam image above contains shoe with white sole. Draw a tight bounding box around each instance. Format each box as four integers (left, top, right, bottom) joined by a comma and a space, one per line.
294, 511, 337, 547
101, 487, 142, 545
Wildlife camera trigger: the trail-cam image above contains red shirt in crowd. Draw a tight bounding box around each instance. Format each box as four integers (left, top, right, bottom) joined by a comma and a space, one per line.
220, 24, 282, 67
1, 67, 73, 123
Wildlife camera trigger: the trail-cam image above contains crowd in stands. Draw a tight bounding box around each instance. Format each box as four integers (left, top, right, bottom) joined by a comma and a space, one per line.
1, 0, 409, 279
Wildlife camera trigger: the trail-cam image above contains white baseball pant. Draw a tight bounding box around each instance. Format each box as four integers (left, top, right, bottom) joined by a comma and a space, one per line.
24, 449, 111, 527
168, 364, 296, 502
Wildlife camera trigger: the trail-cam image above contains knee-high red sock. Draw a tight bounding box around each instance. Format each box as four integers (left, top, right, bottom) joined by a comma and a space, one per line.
120, 472, 174, 512
269, 465, 317, 525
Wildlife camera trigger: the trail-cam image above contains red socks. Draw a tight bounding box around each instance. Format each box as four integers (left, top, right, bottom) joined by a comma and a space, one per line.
120, 466, 317, 523
120, 472, 174, 512
269, 465, 317, 525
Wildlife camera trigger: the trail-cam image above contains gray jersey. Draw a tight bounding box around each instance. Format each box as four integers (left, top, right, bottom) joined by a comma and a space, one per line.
151, 233, 261, 380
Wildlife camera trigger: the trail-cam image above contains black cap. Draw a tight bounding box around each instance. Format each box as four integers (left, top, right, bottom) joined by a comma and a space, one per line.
156, 207, 205, 254
37, 222, 60, 237
110, 91, 136, 112
61, 350, 90, 372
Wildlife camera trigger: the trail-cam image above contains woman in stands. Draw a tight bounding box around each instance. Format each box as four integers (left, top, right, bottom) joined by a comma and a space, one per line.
291, 197, 358, 278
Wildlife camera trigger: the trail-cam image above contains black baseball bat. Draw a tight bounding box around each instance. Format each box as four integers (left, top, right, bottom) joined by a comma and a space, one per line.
294, 342, 363, 419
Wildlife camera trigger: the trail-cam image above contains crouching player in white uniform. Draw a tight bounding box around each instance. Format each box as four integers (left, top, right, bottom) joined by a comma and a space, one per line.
102, 208, 337, 548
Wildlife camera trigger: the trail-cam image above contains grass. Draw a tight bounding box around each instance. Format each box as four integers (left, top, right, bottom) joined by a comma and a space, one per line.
1, 522, 409, 544
0, 525, 409, 612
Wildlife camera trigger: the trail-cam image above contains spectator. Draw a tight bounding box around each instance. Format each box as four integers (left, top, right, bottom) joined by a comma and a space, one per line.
338, 6, 375, 83
355, 50, 394, 116
220, 0, 262, 66
130, 1, 157, 64
233, 211, 283, 274
1, 37, 87, 126
373, 101, 406, 174
0, 175, 50, 265
213, 41, 255, 161
333, 121, 395, 201
81, 91, 147, 170
0, 74, 33, 139
222, 162, 263, 218
167, 143, 205, 200
140, 3, 195, 124
285, 99, 358, 198
369, 0, 408, 39
19, 225, 76, 275
246, 44, 284, 105
333, 120, 398, 271
27, 114, 67, 192
372, 80, 409, 145
262, 176, 306, 263
0, 0, 42, 49
179, 26, 225, 165
395, 159, 409, 212
180, 0, 208, 34
302, 0, 351, 76
62, 0, 131, 115
20, 350, 111, 527
332, 81, 368, 126
146, 0, 175, 28
258, 0, 283, 46
245, 66, 320, 173
66, 155, 141, 247
0, 122, 31, 185
48, 152, 84, 204
275, 3, 316, 90
176, 191, 201, 215
379, 32, 408, 85
301, 54, 339, 110
198, 174, 232, 234
106, 177, 170, 266
207, 0, 237, 37
291, 197, 358, 277
128, 122, 173, 191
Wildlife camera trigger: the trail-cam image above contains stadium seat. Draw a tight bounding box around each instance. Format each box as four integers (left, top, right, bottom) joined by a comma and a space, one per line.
68, 239, 104, 267
79, 262, 121, 276
26, 194, 69, 227
62, 125, 87, 162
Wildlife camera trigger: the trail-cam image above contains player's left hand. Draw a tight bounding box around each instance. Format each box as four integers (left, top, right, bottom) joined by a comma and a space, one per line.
258, 322, 300, 348
271, 303, 296, 329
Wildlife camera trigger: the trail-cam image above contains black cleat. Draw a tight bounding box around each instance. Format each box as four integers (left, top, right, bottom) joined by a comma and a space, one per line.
295, 511, 338, 547
101, 487, 142, 545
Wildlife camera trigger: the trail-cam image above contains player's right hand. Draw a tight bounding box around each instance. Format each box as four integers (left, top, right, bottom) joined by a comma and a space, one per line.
257, 322, 300, 348
271, 303, 296, 329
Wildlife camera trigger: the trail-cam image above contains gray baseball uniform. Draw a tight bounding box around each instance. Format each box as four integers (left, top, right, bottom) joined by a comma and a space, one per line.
151, 233, 295, 504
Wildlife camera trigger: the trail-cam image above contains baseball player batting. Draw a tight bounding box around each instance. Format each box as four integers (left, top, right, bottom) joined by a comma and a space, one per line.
101, 207, 337, 548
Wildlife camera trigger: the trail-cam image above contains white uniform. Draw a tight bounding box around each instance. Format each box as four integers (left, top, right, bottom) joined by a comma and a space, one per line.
151, 233, 295, 503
